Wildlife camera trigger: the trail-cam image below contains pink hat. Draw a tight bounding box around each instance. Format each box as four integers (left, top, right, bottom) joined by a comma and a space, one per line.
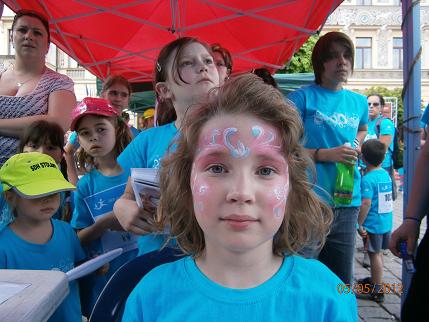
71, 97, 120, 131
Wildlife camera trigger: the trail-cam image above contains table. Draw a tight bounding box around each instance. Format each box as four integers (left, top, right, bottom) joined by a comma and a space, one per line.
0, 270, 69, 322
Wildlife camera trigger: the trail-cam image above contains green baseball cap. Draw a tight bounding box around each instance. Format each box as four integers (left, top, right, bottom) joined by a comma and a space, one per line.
0, 152, 75, 199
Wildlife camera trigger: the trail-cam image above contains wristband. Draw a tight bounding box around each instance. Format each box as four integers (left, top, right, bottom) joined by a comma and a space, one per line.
404, 217, 421, 223
314, 148, 320, 162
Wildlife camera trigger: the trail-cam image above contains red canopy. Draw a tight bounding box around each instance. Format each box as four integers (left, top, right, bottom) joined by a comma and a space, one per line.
4, 0, 342, 83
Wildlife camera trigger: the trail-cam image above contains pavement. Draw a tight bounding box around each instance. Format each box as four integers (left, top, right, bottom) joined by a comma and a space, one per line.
355, 189, 427, 321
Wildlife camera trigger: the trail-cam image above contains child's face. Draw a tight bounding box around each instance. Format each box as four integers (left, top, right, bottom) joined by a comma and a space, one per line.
160, 42, 219, 109
77, 115, 117, 159
6, 192, 60, 222
190, 113, 289, 254
23, 140, 63, 164
102, 83, 130, 112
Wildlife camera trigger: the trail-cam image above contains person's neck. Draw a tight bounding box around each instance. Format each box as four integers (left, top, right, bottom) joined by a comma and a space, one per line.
173, 103, 186, 129
14, 57, 45, 74
10, 216, 53, 244
365, 164, 381, 173
95, 154, 123, 176
319, 81, 343, 92
370, 115, 381, 121
195, 243, 283, 289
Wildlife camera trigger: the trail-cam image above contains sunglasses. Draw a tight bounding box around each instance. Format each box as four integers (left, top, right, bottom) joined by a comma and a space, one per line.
368, 102, 380, 107
108, 90, 129, 98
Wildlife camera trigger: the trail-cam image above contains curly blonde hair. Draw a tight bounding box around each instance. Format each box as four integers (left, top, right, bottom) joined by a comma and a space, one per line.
159, 73, 332, 257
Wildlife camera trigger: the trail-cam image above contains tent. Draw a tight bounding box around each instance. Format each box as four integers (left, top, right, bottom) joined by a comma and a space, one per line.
2, 0, 342, 83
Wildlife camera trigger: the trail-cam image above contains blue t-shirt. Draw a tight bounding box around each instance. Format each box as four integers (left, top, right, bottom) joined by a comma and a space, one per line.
421, 104, 429, 126
288, 84, 368, 207
118, 122, 178, 170
130, 126, 140, 139
0, 219, 85, 322
361, 168, 393, 234
363, 116, 395, 169
71, 167, 138, 314
123, 255, 357, 322
117, 122, 178, 255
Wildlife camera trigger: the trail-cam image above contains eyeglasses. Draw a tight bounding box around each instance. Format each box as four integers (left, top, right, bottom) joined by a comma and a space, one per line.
108, 90, 129, 98
368, 102, 380, 107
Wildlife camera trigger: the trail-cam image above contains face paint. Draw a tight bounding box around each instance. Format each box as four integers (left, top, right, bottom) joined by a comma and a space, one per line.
272, 180, 290, 218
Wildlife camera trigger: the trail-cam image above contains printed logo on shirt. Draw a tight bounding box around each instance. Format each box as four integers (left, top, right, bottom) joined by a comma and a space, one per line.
314, 111, 360, 129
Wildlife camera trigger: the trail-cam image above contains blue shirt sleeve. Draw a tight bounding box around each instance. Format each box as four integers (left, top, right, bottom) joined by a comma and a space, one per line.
71, 176, 94, 229
379, 118, 395, 136
118, 131, 148, 170
361, 175, 373, 200
421, 104, 429, 125
287, 90, 306, 120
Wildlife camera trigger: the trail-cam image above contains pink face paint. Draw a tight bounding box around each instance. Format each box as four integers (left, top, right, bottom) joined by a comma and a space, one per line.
272, 181, 290, 218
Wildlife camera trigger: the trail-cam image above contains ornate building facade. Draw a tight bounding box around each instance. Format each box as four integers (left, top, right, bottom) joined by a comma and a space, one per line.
324, 0, 429, 104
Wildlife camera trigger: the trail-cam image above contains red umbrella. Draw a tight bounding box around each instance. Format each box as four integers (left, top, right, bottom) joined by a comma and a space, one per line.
4, 0, 343, 83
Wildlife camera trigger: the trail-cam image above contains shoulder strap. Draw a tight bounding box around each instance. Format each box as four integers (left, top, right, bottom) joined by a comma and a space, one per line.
375, 116, 387, 138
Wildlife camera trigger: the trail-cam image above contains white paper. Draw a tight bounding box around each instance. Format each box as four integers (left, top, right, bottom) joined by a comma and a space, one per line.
0, 282, 31, 305
130, 168, 160, 208
66, 248, 123, 281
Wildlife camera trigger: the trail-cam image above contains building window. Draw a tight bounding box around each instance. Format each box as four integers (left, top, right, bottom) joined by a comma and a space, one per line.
392, 37, 403, 69
355, 37, 372, 69
8, 30, 15, 55
356, 0, 372, 5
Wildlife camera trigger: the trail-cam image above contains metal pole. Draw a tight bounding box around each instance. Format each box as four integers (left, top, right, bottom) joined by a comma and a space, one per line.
401, 0, 421, 305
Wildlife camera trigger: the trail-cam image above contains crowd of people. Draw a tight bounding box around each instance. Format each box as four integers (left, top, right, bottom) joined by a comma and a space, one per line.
0, 9, 427, 322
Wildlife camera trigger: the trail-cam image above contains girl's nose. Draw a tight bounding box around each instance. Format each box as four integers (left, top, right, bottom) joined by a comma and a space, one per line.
226, 173, 255, 204
198, 61, 209, 73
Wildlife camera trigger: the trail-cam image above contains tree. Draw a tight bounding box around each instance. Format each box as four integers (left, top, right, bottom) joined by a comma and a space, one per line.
278, 35, 319, 74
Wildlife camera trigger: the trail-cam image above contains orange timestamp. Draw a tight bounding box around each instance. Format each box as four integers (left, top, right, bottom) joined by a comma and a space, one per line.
337, 283, 403, 295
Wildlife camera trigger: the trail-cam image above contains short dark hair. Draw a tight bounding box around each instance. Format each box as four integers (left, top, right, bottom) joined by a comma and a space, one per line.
312, 32, 354, 85
102, 75, 132, 96
361, 139, 386, 167
19, 120, 64, 153
367, 94, 385, 107
12, 9, 50, 44
252, 68, 278, 88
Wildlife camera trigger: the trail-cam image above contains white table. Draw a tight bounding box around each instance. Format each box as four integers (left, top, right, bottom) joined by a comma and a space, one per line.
0, 270, 69, 322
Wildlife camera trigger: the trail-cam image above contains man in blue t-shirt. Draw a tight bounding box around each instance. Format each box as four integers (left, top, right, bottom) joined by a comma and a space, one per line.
288, 32, 368, 284
364, 94, 397, 200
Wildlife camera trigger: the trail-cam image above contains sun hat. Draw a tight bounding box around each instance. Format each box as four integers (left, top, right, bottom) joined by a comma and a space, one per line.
70, 97, 120, 131
0, 152, 75, 199
143, 108, 155, 119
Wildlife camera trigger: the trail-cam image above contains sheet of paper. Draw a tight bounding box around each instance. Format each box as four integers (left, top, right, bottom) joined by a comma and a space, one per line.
0, 282, 31, 305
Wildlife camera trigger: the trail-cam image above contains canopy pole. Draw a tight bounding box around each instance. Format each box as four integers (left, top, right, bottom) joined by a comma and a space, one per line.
401, 0, 422, 305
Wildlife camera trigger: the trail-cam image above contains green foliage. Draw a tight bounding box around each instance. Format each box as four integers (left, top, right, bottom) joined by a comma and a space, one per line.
278, 35, 319, 74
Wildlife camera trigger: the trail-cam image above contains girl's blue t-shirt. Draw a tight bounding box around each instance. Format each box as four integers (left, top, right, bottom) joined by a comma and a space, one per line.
288, 84, 368, 207
123, 255, 358, 322
0, 219, 85, 322
117, 122, 178, 255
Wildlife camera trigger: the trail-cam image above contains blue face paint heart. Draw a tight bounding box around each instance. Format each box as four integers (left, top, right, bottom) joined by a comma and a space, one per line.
252, 126, 262, 138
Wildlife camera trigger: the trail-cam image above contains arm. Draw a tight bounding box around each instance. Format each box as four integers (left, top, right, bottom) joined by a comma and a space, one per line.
389, 138, 429, 256
0, 90, 76, 137
311, 124, 367, 165
64, 141, 79, 186
77, 212, 121, 245
357, 198, 371, 236
113, 177, 157, 235
379, 134, 392, 152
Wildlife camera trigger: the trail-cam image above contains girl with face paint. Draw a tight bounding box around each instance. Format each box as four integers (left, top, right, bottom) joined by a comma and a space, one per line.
123, 74, 358, 322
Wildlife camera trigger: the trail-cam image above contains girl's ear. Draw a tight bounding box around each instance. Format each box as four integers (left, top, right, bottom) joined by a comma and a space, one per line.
155, 82, 173, 101
4, 191, 17, 207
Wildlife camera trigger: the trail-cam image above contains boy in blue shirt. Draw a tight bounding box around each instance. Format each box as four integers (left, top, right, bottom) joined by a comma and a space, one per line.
357, 139, 393, 303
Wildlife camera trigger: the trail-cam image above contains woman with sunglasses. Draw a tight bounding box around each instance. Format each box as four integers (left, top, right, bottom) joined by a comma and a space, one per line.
0, 10, 76, 166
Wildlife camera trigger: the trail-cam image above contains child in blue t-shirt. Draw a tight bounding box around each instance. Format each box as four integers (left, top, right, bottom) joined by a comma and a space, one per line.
0, 120, 71, 231
357, 139, 393, 303
123, 74, 357, 322
113, 37, 220, 255
70, 97, 139, 316
0, 152, 84, 322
